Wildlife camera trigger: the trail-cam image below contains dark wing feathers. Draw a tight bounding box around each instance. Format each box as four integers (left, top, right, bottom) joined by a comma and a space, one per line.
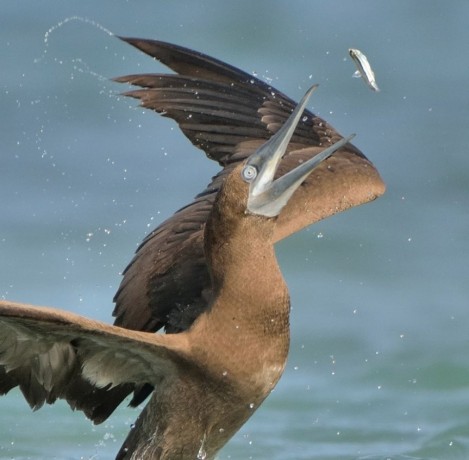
113, 37, 380, 336
113, 174, 226, 333
114, 73, 310, 164
1, 39, 384, 425
116, 37, 276, 90
104, 38, 382, 420
0, 301, 185, 423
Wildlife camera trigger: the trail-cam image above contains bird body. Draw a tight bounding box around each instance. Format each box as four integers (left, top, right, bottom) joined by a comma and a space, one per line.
0, 160, 301, 459
0, 37, 384, 459
112, 37, 384, 336
116, 167, 292, 458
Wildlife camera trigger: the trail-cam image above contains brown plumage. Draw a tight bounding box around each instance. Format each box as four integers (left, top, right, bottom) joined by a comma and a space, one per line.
0, 38, 384, 459
108, 37, 384, 415
0, 161, 290, 458
112, 37, 384, 335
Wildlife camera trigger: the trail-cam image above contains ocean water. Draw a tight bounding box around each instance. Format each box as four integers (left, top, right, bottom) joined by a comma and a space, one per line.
1, 1, 468, 459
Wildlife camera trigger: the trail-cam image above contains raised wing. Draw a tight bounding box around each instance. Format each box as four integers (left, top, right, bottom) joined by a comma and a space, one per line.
113, 38, 385, 334
0, 300, 188, 423
114, 37, 341, 165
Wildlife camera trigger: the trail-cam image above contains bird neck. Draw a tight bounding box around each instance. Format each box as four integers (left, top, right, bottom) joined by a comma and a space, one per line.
204, 208, 290, 324
196, 210, 290, 402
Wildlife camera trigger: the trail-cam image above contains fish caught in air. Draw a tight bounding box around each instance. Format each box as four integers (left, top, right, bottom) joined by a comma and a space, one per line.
349, 48, 380, 92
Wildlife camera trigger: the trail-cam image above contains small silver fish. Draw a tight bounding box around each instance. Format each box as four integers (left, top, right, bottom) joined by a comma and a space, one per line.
348, 48, 380, 92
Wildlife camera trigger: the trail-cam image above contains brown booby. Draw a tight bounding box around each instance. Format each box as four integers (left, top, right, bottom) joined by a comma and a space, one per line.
112, 38, 384, 337
0, 38, 384, 459
108, 37, 384, 413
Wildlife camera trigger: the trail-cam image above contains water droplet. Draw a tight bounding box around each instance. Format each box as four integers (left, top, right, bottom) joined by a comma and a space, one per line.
197, 436, 207, 460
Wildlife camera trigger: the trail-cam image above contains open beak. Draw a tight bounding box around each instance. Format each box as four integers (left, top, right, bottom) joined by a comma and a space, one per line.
245, 85, 355, 217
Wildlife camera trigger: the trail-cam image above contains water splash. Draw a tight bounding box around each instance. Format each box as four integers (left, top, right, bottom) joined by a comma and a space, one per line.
34, 17, 117, 83
29, 16, 123, 170
197, 435, 207, 460
35, 16, 115, 64
197, 448, 207, 460
70, 57, 108, 82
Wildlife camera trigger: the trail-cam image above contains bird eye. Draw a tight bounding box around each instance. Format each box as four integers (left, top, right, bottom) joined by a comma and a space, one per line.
242, 165, 257, 182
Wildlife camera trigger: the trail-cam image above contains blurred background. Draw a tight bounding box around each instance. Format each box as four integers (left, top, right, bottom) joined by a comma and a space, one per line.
1, 1, 468, 459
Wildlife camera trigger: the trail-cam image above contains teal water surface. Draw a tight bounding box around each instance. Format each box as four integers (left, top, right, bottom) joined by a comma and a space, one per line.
1, 1, 468, 459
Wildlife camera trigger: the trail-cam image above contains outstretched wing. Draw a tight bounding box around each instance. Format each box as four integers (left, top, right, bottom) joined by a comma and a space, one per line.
114, 37, 348, 165
113, 38, 385, 334
0, 300, 188, 423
